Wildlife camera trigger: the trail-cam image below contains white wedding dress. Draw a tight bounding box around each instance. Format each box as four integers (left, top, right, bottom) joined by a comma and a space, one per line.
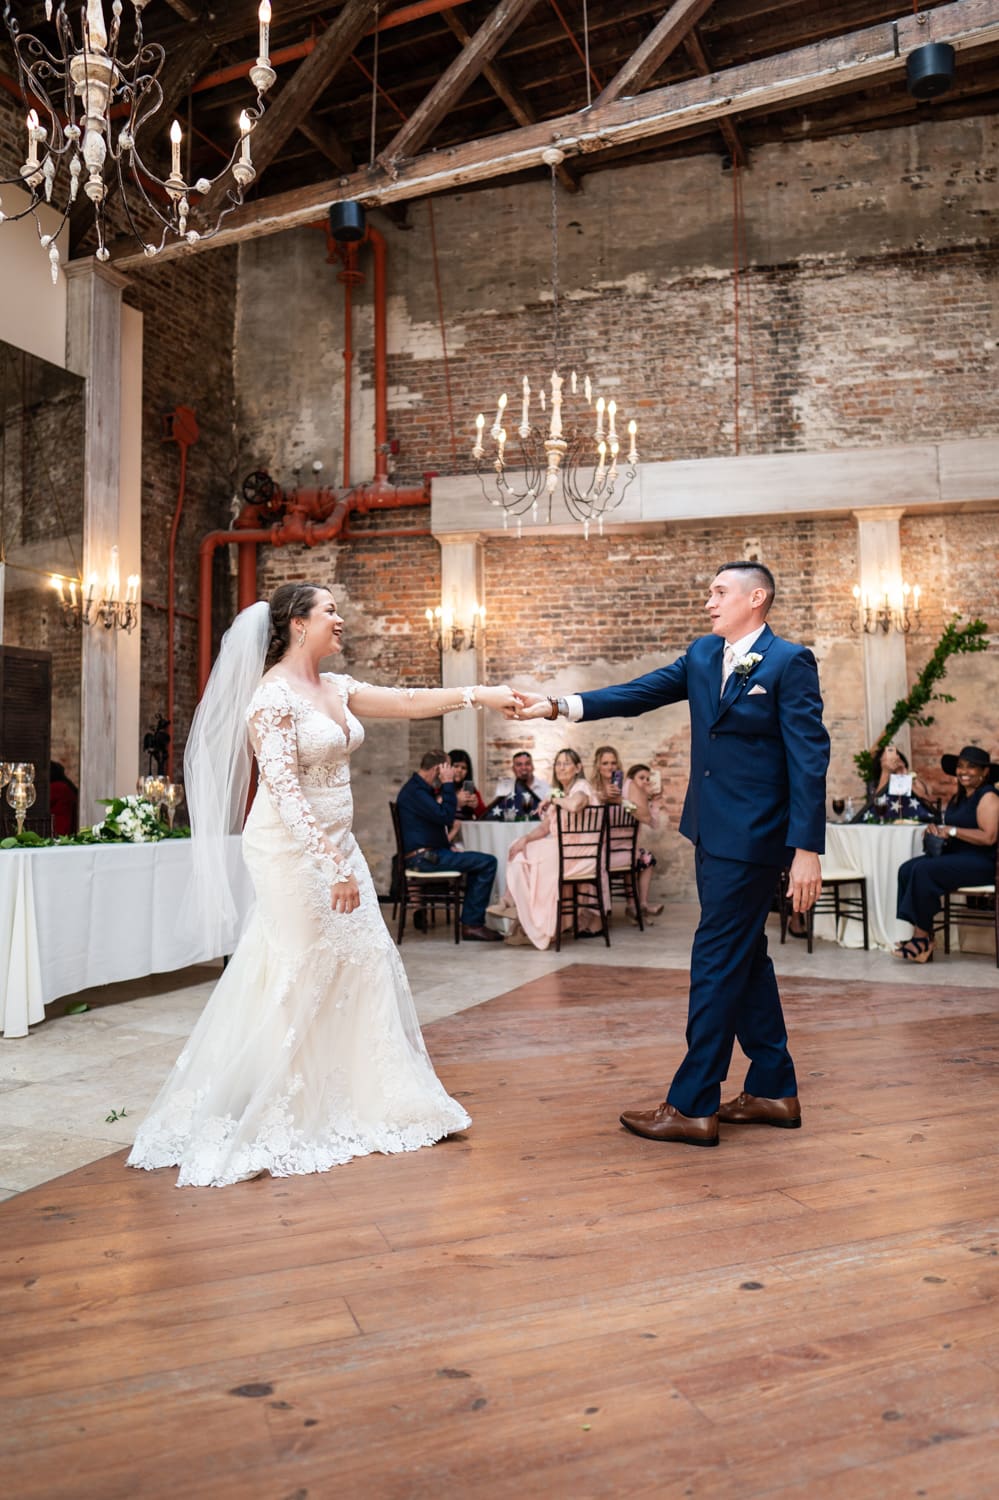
127, 673, 470, 1187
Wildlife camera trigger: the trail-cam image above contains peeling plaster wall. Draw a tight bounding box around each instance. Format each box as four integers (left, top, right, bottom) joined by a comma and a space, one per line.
233, 117, 999, 896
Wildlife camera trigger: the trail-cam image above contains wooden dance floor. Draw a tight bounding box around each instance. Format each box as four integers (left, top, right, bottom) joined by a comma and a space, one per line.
5, 965, 999, 1498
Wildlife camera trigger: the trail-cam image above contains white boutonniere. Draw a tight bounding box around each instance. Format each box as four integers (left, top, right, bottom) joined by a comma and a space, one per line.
733, 651, 764, 679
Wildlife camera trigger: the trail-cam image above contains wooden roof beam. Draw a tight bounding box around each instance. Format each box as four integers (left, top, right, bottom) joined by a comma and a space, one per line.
683, 26, 747, 167
107, 0, 999, 268
379, 0, 543, 168
595, 0, 718, 106
440, 6, 580, 192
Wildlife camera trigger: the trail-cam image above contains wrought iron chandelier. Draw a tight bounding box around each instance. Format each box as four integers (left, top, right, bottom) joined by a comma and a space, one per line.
472, 147, 639, 538
0, 0, 276, 278
851, 581, 922, 635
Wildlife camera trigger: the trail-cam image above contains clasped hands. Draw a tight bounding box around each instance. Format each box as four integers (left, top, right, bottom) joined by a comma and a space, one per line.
497, 690, 555, 721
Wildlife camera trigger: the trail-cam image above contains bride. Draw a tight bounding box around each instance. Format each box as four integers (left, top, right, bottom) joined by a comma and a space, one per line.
127, 582, 519, 1187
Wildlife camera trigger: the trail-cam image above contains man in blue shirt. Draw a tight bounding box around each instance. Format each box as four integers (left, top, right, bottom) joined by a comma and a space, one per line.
397, 751, 501, 941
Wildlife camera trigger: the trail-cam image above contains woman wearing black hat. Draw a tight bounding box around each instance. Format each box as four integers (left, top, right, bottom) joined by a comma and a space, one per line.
895, 745, 999, 962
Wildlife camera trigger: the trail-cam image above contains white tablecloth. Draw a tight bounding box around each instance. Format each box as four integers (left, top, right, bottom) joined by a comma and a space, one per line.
0, 838, 253, 1039
461, 819, 542, 899
813, 822, 924, 951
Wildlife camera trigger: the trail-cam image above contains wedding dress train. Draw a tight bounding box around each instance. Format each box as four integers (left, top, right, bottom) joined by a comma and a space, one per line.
127, 674, 470, 1187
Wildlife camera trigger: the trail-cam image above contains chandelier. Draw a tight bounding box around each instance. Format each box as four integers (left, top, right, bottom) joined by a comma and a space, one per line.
851, 581, 922, 635
0, 0, 276, 277
472, 148, 639, 538
51, 545, 139, 632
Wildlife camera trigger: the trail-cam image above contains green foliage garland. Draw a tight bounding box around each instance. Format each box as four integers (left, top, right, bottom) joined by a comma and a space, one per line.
854, 615, 990, 785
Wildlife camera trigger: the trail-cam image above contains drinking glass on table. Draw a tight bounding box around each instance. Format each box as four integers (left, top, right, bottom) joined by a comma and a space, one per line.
831, 797, 846, 821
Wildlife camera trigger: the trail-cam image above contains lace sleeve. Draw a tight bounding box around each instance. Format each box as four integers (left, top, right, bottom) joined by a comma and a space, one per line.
247, 683, 352, 886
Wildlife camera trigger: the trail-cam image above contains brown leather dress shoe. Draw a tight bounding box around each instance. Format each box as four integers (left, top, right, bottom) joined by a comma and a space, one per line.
461, 924, 502, 942
718, 1092, 801, 1128
619, 1102, 719, 1147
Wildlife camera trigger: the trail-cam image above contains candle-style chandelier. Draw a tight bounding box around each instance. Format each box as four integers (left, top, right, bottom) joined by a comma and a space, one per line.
424, 596, 484, 654
851, 580, 922, 635
0, 0, 276, 277
472, 148, 639, 538
51, 545, 139, 632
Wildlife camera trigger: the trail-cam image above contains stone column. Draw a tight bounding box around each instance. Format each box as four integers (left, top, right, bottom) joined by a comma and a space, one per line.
438, 536, 486, 772
65, 259, 131, 824
853, 507, 912, 759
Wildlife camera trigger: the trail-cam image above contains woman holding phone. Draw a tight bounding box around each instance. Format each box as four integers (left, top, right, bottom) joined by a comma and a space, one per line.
593, 745, 624, 805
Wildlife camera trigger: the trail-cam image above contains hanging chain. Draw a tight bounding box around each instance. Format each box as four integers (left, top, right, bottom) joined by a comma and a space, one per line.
550, 161, 560, 371
369, 3, 380, 168
582, 0, 592, 109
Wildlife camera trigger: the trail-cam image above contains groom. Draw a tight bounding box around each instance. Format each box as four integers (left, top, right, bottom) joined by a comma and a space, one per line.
517, 561, 829, 1146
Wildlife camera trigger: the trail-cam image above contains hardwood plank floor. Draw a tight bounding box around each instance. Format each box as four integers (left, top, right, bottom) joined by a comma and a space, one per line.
4, 964, 999, 1499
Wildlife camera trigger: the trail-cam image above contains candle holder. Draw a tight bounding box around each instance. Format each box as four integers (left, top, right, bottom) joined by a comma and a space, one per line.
6, 771, 36, 835
162, 782, 183, 831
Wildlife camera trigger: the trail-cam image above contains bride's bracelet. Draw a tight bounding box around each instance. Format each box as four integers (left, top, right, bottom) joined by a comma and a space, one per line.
457, 685, 483, 711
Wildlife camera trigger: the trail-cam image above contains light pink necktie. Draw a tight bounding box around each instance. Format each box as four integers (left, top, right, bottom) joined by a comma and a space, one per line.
720, 643, 736, 698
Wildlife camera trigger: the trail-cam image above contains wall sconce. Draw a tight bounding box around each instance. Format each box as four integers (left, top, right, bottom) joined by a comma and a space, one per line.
51, 547, 140, 633
852, 581, 922, 635
425, 599, 485, 652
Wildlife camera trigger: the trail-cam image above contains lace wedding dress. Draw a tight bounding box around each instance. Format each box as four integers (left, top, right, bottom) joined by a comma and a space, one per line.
127, 673, 470, 1187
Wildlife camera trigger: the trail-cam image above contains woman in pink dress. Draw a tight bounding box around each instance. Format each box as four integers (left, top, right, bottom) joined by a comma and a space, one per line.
623, 763, 666, 916
500, 749, 602, 948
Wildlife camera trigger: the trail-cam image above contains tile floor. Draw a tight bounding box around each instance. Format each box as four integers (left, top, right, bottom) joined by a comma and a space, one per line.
1, 901, 993, 1198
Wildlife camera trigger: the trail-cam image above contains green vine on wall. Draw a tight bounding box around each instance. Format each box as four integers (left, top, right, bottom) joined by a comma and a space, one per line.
854, 615, 990, 785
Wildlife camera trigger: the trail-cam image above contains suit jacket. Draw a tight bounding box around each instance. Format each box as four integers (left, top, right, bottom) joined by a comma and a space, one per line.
579, 625, 829, 865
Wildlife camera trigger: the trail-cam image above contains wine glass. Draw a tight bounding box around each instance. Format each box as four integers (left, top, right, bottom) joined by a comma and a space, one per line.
6, 775, 36, 835
0, 763, 12, 791
831, 797, 846, 822
12, 762, 35, 784
143, 774, 166, 811
162, 782, 183, 830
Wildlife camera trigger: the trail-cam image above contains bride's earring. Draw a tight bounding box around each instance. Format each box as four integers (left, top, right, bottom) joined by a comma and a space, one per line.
297, 627, 307, 647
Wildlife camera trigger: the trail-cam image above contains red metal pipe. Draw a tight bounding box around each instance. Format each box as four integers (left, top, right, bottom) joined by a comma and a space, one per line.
197, 480, 429, 693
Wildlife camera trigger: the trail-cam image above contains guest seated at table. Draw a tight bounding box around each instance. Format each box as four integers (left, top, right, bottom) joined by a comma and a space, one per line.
592, 745, 624, 807
397, 750, 501, 942
448, 747, 486, 821
894, 744, 999, 963
622, 763, 666, 918
49, 761, 78, 836
496, 748, 602, 948
488, 749, 550, 817
856, 742, 935, 824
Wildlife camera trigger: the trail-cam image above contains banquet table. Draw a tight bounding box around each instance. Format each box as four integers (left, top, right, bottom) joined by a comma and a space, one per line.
813, 822, 924, 951
0, 838, 253, 1039
461, 818, 542, 900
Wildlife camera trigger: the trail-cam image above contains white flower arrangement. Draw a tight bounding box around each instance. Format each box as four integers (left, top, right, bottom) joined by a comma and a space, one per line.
90, 794, 170, 843
733, 651, 764, 678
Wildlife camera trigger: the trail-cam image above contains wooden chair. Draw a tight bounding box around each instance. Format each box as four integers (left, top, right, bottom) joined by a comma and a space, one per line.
604, 803, 644, 930
555, 804, 610, 952
937, 848, 998, 966
779, 865, 869, 953
388, 802, 465, 945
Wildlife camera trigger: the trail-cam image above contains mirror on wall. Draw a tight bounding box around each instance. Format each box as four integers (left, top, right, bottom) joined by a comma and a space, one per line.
0, 341, 84, 824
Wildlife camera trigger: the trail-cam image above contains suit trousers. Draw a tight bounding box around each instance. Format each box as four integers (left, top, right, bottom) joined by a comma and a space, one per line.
667, 845, 797, 1118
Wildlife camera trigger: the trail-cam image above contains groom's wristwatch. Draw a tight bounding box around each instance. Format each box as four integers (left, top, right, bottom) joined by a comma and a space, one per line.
947, 826, 957, 838
545, 697, 569, 720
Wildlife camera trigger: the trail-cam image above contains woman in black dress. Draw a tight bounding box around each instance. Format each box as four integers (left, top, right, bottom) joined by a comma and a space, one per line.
895, 745, 999, 962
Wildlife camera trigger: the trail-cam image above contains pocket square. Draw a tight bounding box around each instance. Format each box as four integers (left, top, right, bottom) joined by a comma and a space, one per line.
747, 684, 767, 696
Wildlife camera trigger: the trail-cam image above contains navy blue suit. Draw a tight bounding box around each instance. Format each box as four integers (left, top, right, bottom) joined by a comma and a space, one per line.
580, 625, 829, 1116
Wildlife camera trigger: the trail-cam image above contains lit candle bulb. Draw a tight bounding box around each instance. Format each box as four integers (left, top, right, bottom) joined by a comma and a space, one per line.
473, 412, 485, 458
127, 575, 140, 604
913, 585, 922, 607
497, 427, 507, 464
50, 574, 64, 603
607, 399, 617, 443
520, 375, 530, 436
584, 375, 592, 404
595, 396, 605, 440
571, 370, 577, 394
258, 0, 272, 64
595, 439, 607, 484
627, 418, 638, 464
169, 119, 182, 176
609, 438, 619, 481
491, 392, 507, 439
85, 572, 98, 604
25, 109, 42, 169
238, 110, 252, 166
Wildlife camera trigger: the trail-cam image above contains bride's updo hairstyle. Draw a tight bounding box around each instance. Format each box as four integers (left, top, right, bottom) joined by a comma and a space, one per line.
264, 582, 330, 669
